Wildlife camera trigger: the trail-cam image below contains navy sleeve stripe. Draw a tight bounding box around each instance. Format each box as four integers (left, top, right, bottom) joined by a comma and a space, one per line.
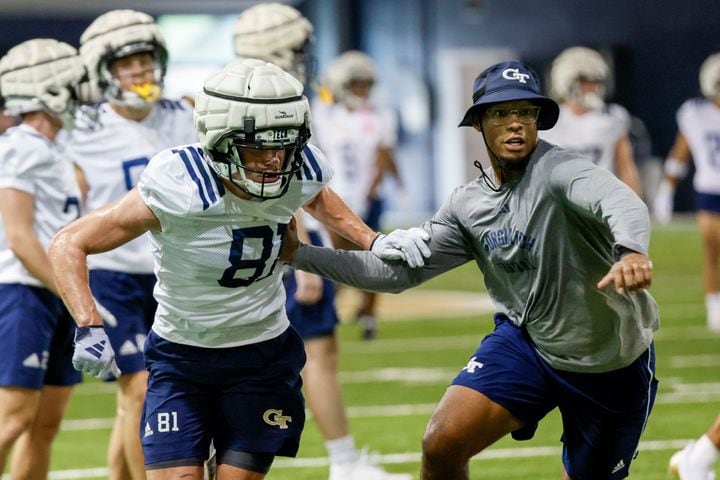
188, 146, 225, 201
177, 149, 210, 210
303, 146, 323, 182
197, 148, 226, 196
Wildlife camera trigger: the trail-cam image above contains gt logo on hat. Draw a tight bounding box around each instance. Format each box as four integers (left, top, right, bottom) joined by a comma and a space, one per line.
458, 60, 559, 130
502, 68, 530, 84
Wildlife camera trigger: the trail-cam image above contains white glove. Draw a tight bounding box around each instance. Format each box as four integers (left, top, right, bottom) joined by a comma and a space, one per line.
371, 227, 431, 268
73, 326, 121, 379
653, 179, 675, 225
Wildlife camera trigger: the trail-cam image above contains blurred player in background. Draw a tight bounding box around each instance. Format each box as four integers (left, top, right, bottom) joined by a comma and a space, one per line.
0, 38, 86, 479
654, 51, 720, 334
233, 4, 411, 479
314, 50, 402, 341
66, 9, 197, 480
541, 46, 643, 197
661, 52, 720, 480
50, 58, 423, 480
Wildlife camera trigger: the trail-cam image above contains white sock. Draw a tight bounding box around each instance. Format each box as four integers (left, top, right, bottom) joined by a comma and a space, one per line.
705, 293, 720, 331
326, 435, 360, 467
690, 434, 720, 469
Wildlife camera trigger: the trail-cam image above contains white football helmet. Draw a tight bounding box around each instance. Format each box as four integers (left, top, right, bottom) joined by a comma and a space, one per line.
323, 50, 376, 109
194, 59, 311, 200
550, 46, 610, 110
700, 52, 720, 99
80, 9, 168, 109
233, 3, 314, 85
0, 38, 88, 130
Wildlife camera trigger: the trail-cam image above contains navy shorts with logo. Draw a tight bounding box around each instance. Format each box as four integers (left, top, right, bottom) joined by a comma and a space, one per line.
0, 284, 82, 388
90, 270, 156, 375
284, 230, 338, 339
452, 314, 658, 480
141, 327, 306, 468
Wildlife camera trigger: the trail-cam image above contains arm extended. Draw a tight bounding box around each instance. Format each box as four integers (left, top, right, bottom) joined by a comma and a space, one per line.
49, 187, 160, 327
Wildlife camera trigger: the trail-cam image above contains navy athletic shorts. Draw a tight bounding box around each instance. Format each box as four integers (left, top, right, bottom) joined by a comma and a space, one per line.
364, 197, 385, 231
141, 327, 306, 468
90, 270, 156, 375
696, 191, 720, 214
452, 313, 657, 480
0, 284, 81, 388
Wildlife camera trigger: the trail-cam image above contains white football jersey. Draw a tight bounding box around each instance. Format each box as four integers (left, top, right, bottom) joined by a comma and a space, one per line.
311, 102, 397, 217
540, 103, 631, 173
67, 99, 196, 273
676, 98, 720, 194
0, 125, 82, 286
137, 143, 332, 348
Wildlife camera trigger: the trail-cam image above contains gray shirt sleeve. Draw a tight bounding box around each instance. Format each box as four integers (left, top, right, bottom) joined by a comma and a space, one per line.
548, 158, 650, 255
292, 189, 474, 292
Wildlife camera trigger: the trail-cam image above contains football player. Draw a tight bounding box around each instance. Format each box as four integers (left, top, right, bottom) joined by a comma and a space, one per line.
64, 9, 199, 480
314, 50, 402, 341
49, 59, 427, 480
0, 38, 87, 479
662, 53, 720, 480
654, 51, 720, 334
233, 5, 413, 480
541, 46, 643, 196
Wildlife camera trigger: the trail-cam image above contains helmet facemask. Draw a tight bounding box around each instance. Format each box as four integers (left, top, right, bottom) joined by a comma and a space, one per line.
567, 76, 606, 111
99, 42, 166, 109
208, 123, 309, 200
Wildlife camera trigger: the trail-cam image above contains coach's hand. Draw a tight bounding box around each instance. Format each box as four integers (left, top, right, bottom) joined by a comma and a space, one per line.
73, 326, 121, 379
371, 227, 431, 268
597, 252, 653, 294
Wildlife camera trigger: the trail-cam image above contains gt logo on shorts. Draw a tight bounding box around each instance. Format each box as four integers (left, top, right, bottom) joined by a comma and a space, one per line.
263, 409, 292, 429
462, 356, 484, 373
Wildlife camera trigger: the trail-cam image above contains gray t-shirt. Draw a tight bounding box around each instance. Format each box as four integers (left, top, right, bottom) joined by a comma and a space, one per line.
293, 140, 658, 373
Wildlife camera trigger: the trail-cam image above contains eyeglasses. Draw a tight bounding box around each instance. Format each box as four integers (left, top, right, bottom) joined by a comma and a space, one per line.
484, 106, 541, 126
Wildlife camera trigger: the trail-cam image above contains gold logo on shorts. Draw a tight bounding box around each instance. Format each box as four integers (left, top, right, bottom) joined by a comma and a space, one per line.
263, 409, 292, 429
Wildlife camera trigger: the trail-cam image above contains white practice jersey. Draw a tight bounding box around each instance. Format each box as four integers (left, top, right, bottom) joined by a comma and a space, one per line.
312, 102, 397, 217
137, 143, 332, 348
540, 103, 631, 173
67, 99, 196, 273
676, 98, 720, 194
0, 125, 82, 286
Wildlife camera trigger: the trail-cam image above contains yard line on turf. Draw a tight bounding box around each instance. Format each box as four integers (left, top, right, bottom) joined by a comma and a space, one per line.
61, 380, 720, 432
8, 438, 692, 478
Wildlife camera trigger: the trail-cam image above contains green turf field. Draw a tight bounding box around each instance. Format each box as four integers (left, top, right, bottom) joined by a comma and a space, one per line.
10, 218, 720, 479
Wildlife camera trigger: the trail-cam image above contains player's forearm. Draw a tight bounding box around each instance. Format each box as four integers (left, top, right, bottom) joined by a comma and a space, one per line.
306, 188, 377, 249
48, 229, 103, 327
292, 244, 422, 293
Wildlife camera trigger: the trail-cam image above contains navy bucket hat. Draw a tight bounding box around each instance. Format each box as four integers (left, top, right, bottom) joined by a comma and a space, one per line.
459, 61, 559, 130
